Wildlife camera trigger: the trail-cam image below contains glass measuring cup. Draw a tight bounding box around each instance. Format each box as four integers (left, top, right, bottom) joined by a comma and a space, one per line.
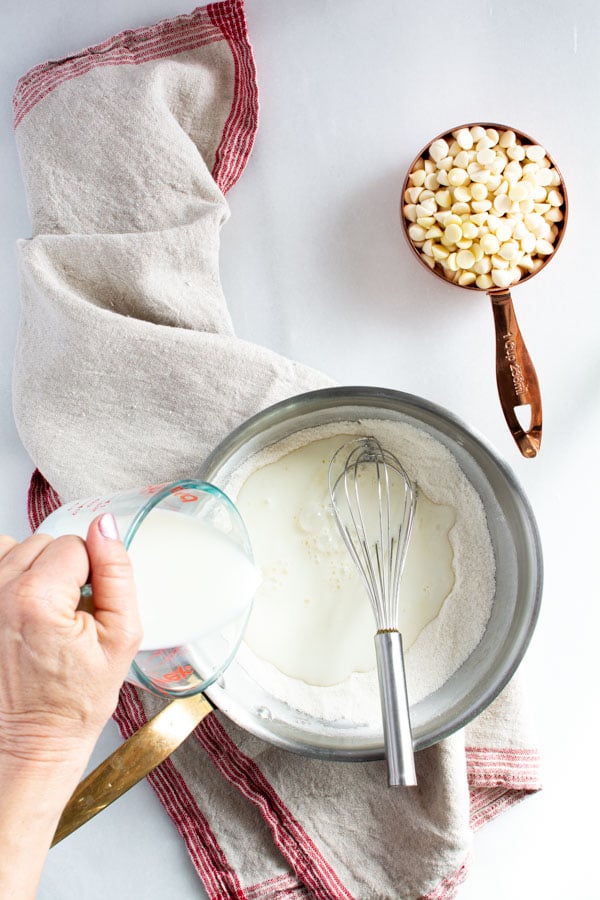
401, 122, 568, 458
36, 480, 260, 698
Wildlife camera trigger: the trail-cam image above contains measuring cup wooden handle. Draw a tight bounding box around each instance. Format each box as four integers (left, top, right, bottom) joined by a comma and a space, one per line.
489, 290, 542, 458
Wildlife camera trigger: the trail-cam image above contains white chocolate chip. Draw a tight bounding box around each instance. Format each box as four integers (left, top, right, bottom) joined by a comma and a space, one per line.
452, 202, 471, 217
432, 243, 449, 260
509, 181, 531, 202
470, 182, 488, 201
456, 249, 476, 269
477, 147, 496, 166
409, 170, 426, 187
408, 224, 427, 242
535, 238, 554, 255
480, 233, 500, 254
499, 130, 516, 148
504, 160, 523, 183
454, 185, 471, 203
461, 221, 479, 240
476, 136, 494, 152
474, 256, 492, 274
425, 225, 443, 239
493, 194, 511, 214
471, 242, 484, 262
547, 188, 563, 207
526, 144, 546, 162
491, 268, 514, 288
444, 222, 463, 244
454, 150, 471, 168
446, 251, 459, 271
507, 144, 525, 161
470, 198, 492, 213
417, 198, 438, 216
455, 128, 474, 150
499, 240, 519, 261
495, 222, 514, 243
437, 156, 454, 171
429, 139, 449, 162
447, 167, 469, 186
520, 232, 537, 253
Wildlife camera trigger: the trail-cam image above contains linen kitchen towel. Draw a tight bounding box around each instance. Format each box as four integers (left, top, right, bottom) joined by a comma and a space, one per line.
15, 4, 541, 898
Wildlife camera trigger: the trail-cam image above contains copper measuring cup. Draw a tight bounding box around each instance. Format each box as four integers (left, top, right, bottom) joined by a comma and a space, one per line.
401, 123, 568, 458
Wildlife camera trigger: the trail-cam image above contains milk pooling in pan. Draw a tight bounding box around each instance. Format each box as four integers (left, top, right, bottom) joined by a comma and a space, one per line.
225, 420, 496, 721
236, 435, 455, 686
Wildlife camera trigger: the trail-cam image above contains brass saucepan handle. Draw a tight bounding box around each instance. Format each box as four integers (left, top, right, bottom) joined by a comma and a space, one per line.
52, 692, 214, 846
489, 290, 542, 458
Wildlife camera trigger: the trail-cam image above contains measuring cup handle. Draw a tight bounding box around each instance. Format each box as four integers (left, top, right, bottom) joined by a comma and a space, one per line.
489, 290, 542, 458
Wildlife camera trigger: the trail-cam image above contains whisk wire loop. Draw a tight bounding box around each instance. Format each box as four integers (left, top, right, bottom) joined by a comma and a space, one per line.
329, 437, 416, 630
337, 452, 382, 614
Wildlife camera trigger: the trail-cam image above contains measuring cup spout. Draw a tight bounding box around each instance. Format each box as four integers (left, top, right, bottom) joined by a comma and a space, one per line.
489, 290, 542, 458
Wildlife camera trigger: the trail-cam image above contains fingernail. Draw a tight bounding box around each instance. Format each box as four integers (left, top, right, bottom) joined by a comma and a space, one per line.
98, 513, 120, 540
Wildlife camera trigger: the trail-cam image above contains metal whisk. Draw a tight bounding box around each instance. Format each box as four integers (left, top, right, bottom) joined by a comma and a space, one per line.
329, 436, 418, 787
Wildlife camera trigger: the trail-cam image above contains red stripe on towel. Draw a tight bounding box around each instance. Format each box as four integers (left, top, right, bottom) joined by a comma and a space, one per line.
244, 873, 314, 900
27, 468, 61, 530
466, 745, 541, 779
113, 685, 247, 900
466, 745, 542, 831
13, 2, 238, 129
193, 713, 355, 900
208, 0, 259, 193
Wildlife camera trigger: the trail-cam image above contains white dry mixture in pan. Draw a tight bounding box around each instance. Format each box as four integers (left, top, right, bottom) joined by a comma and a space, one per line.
224, 419, 495, 727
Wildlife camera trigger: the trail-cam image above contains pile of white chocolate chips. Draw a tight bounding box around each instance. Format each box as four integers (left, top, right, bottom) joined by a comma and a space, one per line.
402, 125, 565, 290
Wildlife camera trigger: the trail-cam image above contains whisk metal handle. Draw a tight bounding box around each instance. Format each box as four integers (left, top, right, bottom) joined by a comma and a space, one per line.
374, 630, 417, 787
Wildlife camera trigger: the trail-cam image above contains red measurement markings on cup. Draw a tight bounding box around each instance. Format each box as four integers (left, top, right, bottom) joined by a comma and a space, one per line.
154, 665, 195, 685
140, 484, 199, 503
503, 331, 527, 397
168, 486, 199, 503
68, 497, 112, 517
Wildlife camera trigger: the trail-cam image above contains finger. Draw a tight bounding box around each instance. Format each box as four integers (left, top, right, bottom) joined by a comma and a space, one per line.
0, 532, 55, 587
0, 534, 18, 564
85, 514, 142, 657
27, 534, 90, 607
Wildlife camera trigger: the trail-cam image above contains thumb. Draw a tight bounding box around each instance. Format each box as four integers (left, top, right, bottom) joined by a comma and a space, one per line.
86, 514, 142, 657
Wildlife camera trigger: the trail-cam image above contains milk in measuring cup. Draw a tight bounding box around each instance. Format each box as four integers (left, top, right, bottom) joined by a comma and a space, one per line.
37, 486, 261, 652
125, 508, 260, 649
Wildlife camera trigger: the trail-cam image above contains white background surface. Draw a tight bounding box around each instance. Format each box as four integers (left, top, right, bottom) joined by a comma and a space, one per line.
1, 1, 599, 897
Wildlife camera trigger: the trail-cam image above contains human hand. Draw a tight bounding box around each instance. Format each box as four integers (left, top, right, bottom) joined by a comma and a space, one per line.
0, 513, 142, 769
0, 513, 141, 897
